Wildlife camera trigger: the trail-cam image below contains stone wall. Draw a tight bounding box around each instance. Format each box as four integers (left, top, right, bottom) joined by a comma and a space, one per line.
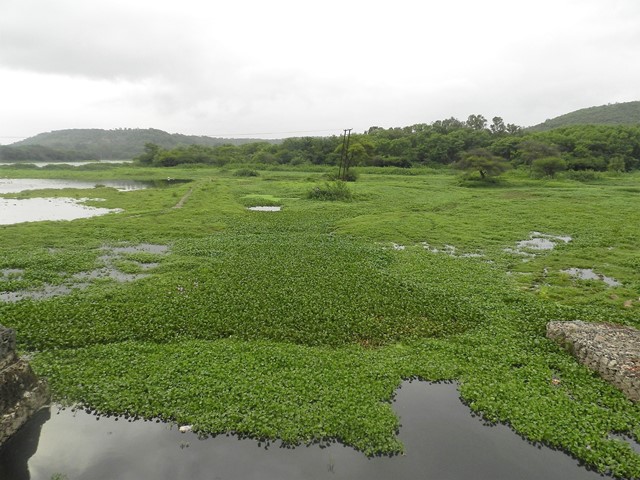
0, 325, 50, 447
547, 320, 639, 402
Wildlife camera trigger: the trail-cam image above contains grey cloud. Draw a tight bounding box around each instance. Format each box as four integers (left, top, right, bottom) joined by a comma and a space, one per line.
0, 1, 229, 81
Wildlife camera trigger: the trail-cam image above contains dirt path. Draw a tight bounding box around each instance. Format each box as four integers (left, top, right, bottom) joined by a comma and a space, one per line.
172, 188, 193, 209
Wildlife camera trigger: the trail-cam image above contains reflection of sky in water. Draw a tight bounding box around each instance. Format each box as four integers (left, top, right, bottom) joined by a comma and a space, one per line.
562, 268, 622, 287
0, 178, 147, 193
1, 382, 603, 480
0, 243, 168, 302
0, 198, 121, 225
247, 206, 281, 211
0, 160, 131, 168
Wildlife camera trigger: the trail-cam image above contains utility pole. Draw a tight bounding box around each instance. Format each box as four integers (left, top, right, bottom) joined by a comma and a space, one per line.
338, 128, 352, 181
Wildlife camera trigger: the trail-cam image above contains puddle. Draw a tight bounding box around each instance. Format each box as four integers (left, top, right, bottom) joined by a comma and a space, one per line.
421, 243, 483, 258
0, 244, 169, 303
0, 381, 603, 480
562, 268, 622, 287
247, 206, 281, 212
0, 197, 122, 225
71, 269, 149, 283
517, 238, 557, 250
0, 284, 89, 303
507, 232, 572, 257
106, 244, 170, 255
1, 269, 24, 279
503, 247, 536, 257
609, 433, 640, 454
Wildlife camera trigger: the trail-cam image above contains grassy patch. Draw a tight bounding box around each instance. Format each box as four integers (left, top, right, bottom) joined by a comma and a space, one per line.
1, 165, 639, 477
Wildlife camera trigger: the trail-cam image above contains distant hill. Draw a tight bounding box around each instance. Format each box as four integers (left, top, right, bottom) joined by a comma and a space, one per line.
5, 128, 277, 161
529, 101, 640, 131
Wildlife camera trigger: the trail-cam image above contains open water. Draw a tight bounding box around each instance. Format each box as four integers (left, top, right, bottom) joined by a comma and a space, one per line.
0, 381, 604, 480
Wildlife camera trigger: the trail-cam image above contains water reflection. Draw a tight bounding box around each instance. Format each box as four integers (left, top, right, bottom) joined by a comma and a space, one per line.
0, 198, 121, 225
0, 178, 191, 194
0, 160, 131, 168
0, 179, 191, 224
0, 382, 603, 480
0, 178, 147, 193
561, 268, 622, 287
247, 206, 282, 212
0, 243, 168, 302
0, 407, 50, 480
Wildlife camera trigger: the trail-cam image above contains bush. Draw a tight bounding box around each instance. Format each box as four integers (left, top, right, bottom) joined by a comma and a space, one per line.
532, 156, 566, 178
233, 168, 259, 177
566, 156, 607, 171
456, 174, 505, 187
607, 156, 626, 172
328, 170, 359, 182
307, 181, 353, 201
563, 169, 602, 182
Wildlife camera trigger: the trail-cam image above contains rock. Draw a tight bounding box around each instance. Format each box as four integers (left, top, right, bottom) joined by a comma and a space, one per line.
546, 321, 639, 403
0, 325, 50, 447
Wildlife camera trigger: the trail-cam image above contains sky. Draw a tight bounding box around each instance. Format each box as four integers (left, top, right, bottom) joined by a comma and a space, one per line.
1, 0, 639, 143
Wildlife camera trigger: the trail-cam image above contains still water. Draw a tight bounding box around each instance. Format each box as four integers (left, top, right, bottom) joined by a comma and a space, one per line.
0, 178, 151, 194
0, 160, 132, 168
0, 198, 121, 225
0, 382, 603, 480
0, 178, 189, 224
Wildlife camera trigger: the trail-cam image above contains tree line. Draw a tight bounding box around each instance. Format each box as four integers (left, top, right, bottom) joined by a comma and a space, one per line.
2, 128, 273, 162
135, 115, 640, 177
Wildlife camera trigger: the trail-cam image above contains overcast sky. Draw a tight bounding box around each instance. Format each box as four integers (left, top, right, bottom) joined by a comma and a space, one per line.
1, 0, 639, 143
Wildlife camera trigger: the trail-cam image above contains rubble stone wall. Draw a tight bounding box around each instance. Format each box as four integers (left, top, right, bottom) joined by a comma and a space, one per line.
547, 320, 639, 402
0, 325, 50, 447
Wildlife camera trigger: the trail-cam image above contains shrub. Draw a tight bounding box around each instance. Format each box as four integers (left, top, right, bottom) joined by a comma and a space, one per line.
307, 181, 353, 201
532, 156, 566, 178
607, 156, 626, 172
328, 170, 359, 182
563, 169, 602, 182
233, 168, 259, 177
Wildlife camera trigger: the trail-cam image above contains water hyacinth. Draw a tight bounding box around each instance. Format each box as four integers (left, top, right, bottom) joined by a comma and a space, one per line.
1, 165, 639, 478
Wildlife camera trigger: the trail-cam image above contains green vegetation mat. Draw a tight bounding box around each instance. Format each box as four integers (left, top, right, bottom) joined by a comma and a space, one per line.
1, 165, 639, 477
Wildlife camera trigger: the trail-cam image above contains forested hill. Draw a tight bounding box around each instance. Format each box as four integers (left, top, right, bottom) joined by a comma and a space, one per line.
3, 128, 275, 161
529, 101, 640, 131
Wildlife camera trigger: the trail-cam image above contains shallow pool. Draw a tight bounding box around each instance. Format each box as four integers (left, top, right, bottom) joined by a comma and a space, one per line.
0, 197, 121, 225
0, 381, 603, 480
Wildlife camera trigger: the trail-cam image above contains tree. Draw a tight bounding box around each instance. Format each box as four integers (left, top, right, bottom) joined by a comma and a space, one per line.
607, 155, 626, 172
466, 114, 488, 131
455, 148, 510, 179
506, 123, 522, 135
532, 156, 567, 178
490, 136, 521, 161
516, 140, 560, 169
431, 117, 465, 134
490, 116, 506, 135
135, 142, 160, 165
